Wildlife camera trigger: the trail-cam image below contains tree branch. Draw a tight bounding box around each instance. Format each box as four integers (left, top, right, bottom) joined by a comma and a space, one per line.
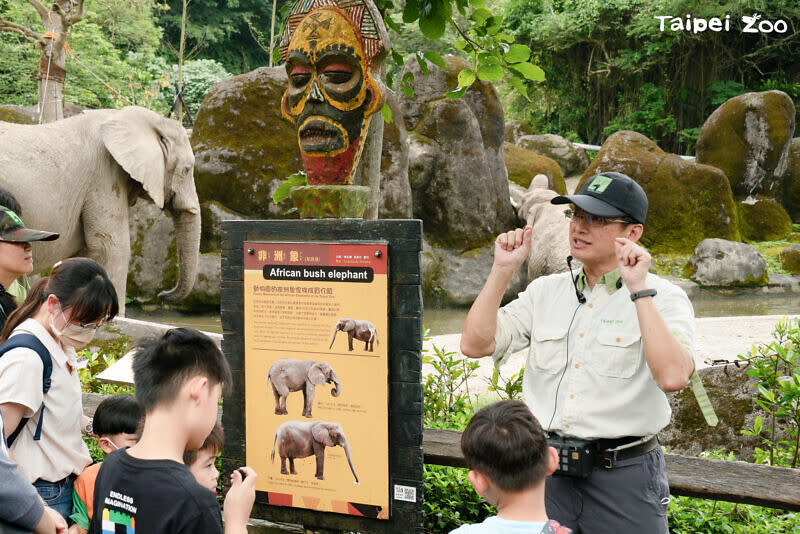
0, 16, 45, 44
25, 0, 49, 20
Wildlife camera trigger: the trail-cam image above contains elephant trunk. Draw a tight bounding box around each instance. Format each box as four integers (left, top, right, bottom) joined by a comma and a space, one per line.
331, 376, 341, 397
342, 439, 358, 484
159, 208, 201, 302
329, 326, 340, 349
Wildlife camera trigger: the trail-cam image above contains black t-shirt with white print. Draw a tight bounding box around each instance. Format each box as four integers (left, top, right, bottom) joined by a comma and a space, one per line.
88, 448, 223, 534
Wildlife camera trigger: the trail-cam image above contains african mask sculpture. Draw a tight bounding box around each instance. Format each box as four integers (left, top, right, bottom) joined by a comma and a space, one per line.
280, 0, 389, 188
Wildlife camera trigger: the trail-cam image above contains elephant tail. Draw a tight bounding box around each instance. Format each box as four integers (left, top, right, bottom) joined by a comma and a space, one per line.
271, 431, 278, 463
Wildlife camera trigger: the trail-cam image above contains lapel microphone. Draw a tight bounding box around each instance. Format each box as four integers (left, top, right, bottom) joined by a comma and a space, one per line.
566, 256, 586, 304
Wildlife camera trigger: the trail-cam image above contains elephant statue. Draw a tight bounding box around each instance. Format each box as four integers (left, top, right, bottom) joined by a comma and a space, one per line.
329, 318, 378, 352
271, 420, 358, 483
267, 359, 341, 418
0, 106, 200, 314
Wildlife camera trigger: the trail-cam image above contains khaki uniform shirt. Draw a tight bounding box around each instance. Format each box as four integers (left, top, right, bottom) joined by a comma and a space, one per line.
492, 269, 695, 440
0, 318, 91, 482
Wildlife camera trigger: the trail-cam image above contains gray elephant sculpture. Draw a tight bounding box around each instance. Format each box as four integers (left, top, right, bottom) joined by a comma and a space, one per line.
267, 359, 341, 418
271, 420, 358, 483
329, 318, 378, 352
0, 106, 200, 314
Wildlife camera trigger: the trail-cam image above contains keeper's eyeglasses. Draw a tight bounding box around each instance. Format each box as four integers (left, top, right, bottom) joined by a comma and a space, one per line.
564, 208, 634, 227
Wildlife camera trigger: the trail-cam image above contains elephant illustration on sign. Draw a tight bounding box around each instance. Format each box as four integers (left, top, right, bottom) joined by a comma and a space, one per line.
329, 318, 378, 352
271, 420, 358, 483
0, 106, 200, 314
267, 359, 341, 418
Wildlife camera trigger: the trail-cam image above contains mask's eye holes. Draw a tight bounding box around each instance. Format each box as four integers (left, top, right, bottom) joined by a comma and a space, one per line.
320, 62, 354, 84
289, 64, 312, 87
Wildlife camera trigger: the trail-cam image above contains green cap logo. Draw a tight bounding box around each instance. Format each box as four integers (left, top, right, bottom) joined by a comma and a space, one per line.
6, 210, 23, 227
587, 175, 613, 193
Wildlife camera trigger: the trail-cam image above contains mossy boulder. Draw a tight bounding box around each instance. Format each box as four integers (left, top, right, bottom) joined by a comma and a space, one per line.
504, 143, 566, 192
736, 197, 792, 242
200, 201, 244, 253
696, 90, 795, 199
0, 105, 36, 124
781, 138, 800, 221
192, 67, 302, 220
779, 244, 800, 274
378, 89, 412, 218
127, 197, 178, 303
579, 130, 739, 253
517, 134, 589, 176
684, 238, 768, 287
399, 55, 516, 248
504, 120, 533, 143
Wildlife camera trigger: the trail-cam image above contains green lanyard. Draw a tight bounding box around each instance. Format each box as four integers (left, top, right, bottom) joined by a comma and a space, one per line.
690, 370, 718, 426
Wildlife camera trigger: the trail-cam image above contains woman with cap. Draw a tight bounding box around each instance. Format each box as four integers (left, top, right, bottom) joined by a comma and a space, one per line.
0, 258, 118, 522
0, 201, 59, 331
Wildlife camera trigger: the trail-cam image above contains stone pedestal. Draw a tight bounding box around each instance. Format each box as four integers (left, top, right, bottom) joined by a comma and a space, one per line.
291, 185, 371, 219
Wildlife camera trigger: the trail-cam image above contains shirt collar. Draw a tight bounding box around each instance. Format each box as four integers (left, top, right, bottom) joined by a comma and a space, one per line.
575, 267, 623, 294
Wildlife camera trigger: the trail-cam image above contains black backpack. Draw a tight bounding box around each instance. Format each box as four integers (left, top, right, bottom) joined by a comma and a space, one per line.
0, 334, 52, 446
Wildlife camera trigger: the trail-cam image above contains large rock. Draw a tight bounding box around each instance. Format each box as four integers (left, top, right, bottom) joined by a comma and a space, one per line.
580, 131, 739, 253
517, 134, 589, 176
504, 143, 566, 192
504, 120, 533, 144
781, 138, 800, 221
192, 67, 302, 220
518, 175, 572, 281
378, 90, 412, 218
0, 105, 36, 124
422, 241, 527, 306
779, 244, 800, 274
200, 201, 245, 253
399, 55, 516, 248
659, 364, 762, 460
696, 90, 795, 199
736, 197, 792, 242
684, 238, 768, 287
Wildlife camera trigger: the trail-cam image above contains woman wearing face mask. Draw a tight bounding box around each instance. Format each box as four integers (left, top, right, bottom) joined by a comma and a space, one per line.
0, 257, 118, 522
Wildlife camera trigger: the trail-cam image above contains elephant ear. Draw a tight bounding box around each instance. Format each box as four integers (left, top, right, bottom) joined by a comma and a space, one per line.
308, 363, 327, 386
100, 106, 167, 208
312, 424, 336, 447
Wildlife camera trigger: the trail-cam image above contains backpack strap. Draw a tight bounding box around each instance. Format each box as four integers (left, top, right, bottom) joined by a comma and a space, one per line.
0, 334, 53, 446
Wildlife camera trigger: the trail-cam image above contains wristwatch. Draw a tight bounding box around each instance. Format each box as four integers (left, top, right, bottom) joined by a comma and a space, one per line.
83, 418, 93, 436
630, 288, 657, 301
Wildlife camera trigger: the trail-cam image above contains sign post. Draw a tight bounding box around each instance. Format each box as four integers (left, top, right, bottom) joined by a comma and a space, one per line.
221, 219, 423, 532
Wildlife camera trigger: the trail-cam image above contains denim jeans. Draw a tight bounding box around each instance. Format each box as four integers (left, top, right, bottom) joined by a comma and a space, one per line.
33, 475, 75, 523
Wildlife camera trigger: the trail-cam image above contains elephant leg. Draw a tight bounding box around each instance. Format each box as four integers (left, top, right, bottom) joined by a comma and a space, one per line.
302, 382, 315, 418
313, 442, 326, 480
280, 456, 288, 474
289, 457, 297, 475
369, 339, 374, 352
347, 331, 354, 351
271, 384, 283, 415
81, 175, 131, 315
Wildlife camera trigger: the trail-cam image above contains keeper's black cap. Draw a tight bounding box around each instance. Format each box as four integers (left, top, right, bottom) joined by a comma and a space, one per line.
551, 171, 648, 224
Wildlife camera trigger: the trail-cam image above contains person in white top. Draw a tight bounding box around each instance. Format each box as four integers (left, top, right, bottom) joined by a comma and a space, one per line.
460, 172, 695, 533
0, 257, 119, 523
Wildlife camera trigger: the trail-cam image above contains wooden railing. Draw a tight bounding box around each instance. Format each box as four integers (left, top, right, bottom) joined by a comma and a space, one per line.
423, 428, 800, 512
82, 394, 800, 512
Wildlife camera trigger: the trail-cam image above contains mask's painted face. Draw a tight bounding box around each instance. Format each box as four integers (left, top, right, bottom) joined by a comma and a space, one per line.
282, 8, 382, 185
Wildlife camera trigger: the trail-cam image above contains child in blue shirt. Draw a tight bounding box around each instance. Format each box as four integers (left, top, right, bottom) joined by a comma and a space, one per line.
450, 400, 571, 534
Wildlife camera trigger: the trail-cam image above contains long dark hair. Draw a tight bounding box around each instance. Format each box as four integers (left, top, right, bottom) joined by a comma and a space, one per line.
0, 190, 25, 328
0, 258, 119, 342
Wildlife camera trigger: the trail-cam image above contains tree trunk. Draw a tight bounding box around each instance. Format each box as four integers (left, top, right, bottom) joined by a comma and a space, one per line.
37, 16, 67, 122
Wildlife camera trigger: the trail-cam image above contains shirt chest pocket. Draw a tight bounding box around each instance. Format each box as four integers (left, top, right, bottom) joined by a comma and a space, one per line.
591, 331, 642, 378
531, 326, 569, 374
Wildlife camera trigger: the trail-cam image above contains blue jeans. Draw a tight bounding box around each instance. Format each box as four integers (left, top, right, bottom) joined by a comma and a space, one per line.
34, 475, 75, 523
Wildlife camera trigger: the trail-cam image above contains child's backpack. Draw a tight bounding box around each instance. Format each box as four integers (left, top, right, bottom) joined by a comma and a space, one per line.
0, 334, 52, 446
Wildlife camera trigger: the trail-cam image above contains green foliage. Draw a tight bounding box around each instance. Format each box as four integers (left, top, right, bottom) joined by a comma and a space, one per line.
79, 335, 134, 394
603, 83, 676, 140
738, 317, 800, 468
424, 464, 494, 532
423, 342, 479, 429
173, 58, 231, 116
271, 170, 307, 205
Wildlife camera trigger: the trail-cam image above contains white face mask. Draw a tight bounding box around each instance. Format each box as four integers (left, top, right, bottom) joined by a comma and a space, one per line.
49, 307, 98, 349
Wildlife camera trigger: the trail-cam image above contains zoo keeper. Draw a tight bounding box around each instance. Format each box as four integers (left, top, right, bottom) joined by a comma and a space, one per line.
460, 172, 696, 533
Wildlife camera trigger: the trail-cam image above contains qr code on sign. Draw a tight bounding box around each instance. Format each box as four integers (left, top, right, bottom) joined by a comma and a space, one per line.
393, 484, 417, 503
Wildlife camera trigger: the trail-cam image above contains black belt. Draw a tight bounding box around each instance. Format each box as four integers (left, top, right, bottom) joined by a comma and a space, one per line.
595, 436, 659, 469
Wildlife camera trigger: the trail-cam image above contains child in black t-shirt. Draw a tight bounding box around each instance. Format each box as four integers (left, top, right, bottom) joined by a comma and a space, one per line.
88, 328, 256, 534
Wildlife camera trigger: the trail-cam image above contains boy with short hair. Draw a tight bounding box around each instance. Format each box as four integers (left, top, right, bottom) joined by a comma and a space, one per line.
69, 395, 143, 533
88, 328, 256, 534
185, 422, 224, 494
450, 400, 571, 534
